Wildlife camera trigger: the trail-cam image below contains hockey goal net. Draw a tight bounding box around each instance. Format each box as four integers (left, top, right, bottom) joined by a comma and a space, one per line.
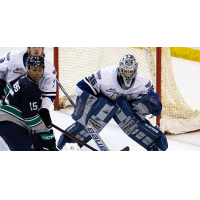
54, 47, 200, 134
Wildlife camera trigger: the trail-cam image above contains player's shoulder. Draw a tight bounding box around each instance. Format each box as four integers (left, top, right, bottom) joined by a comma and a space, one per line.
6, 50, 26, 63
18, 75, 33, 87
135, 70, 151, 85
102, 65, 118, 72
44, 57, 53, 66
136, 70, 149, 80
9, 50, 26, 59
44, 58, 56, 76
93, 65, 118, 83
19, 76, 40, 94
100, 65, 118, 76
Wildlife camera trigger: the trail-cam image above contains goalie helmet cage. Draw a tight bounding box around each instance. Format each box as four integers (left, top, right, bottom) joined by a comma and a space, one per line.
53, 47, 200, 134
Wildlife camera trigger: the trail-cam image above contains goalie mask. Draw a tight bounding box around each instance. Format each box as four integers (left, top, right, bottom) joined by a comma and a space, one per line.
26, 56, 45, 71
119, 54, 138, 88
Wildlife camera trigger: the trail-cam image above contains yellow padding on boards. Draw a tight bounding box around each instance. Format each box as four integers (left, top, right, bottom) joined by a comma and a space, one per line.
170, 47, 200, 63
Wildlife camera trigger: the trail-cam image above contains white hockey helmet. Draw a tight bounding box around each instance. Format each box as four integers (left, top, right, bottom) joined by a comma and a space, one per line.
119, 54, 138, 87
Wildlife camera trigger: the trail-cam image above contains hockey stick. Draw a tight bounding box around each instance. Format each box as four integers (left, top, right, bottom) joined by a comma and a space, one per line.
56, 79, 110, 151
52, 123, 129, 151
51, 123, 98, 151
56, 79, 76, 107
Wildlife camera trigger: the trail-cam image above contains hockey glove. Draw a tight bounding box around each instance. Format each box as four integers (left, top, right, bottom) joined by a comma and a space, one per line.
39, 108, 52, 127
38, 129, 58, 151
130, 91, 162, 120
30, 130, 43, 151
0, 79, 6, 100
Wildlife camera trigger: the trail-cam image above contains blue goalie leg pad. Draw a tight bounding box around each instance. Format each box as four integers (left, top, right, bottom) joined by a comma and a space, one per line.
72, 91, 118, 127
113, 97, 168, 151
57, 122, 92, 150
147, 134, 168, 151
58, 93, 118, 150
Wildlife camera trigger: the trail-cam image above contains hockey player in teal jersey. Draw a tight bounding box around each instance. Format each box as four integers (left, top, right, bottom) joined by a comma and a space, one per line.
0, 47, 56, 126
0, 47, 56, 150
0, 56, 57, 151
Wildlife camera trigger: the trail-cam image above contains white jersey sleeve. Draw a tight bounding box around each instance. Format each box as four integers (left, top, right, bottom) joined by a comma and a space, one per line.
39, 59, 57, 109
0, 51, 26, 83
73, 70, 102, 102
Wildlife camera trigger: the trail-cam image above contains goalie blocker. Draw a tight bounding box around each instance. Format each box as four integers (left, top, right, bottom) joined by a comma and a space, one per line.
114, 97, 168, 151
57, 91, 118, 150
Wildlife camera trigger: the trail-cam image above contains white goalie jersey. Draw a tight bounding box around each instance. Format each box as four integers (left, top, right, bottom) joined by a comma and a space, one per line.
0, 50, 56, 109
74, 65, 154, 102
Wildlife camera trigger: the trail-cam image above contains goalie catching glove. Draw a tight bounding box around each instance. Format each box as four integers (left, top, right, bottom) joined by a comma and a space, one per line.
130, 91, 162, 120
113, 97, 168, 151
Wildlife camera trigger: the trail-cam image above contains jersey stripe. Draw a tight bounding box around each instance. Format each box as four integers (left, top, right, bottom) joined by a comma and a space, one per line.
24, 116, 42, 127
0, 105, 23, 120
0, 105, 43, 128
4, 85, 11, 94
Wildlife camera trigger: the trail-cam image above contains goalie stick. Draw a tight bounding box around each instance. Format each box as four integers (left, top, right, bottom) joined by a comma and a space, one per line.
56, 79, 110, 151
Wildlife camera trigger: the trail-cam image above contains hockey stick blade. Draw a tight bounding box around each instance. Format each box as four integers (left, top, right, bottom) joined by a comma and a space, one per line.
120, 146, 130, 151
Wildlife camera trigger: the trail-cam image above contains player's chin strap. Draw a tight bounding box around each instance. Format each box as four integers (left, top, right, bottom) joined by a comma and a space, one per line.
56, 79, 110, 151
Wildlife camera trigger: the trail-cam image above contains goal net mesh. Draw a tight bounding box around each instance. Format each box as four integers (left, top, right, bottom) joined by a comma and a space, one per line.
56, 47, 200, 134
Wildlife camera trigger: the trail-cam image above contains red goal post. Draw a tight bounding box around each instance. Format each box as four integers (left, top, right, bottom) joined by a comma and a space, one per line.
156, 47, 161, 127
54, 47, 59, 111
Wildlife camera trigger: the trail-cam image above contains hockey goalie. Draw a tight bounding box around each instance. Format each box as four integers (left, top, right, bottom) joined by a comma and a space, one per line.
58, 54, 168, 151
